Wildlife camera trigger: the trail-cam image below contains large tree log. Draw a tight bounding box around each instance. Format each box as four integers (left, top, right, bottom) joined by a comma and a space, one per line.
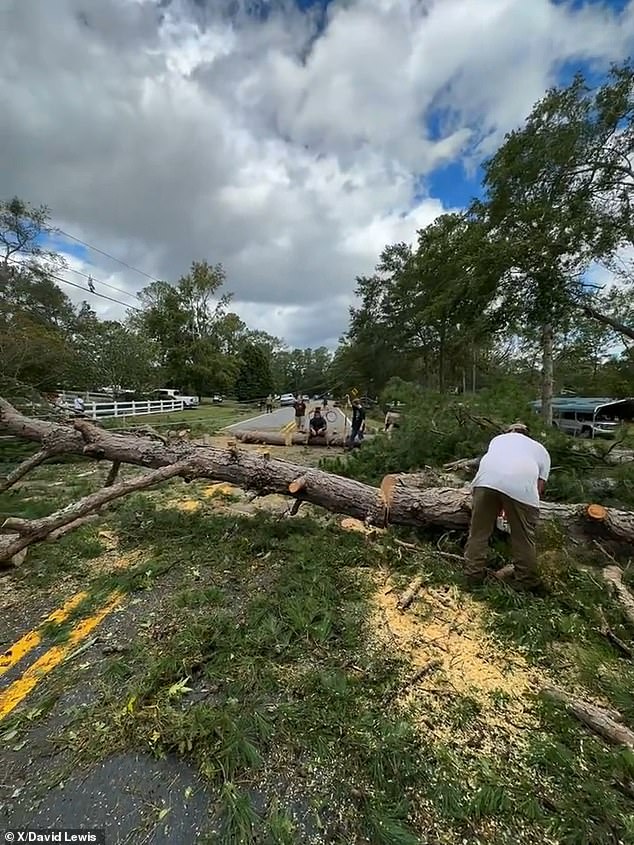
1, 399, 634, 545
233, 429, 371, 447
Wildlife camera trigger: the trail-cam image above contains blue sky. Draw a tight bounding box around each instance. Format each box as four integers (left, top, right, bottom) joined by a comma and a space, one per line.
4, 0, 634, 346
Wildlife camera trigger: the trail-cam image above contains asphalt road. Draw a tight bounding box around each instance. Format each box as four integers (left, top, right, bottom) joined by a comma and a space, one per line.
224, 403, 350, 434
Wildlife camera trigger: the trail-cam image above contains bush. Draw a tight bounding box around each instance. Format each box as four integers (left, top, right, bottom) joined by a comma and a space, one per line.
321, 382, 634, 508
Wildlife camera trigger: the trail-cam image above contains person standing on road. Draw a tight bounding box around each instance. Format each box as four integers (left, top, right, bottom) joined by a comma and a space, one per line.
293, 395, 307, 431
266, 394, 273, 413
464, 422, 551, 594
349, 399, 366, 444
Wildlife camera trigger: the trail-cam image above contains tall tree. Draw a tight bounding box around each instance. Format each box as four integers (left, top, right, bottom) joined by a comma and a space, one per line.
136, 261, 237, 397
482, 61, 634, 423
69, 316, 159, 394
234, 343, 273, 401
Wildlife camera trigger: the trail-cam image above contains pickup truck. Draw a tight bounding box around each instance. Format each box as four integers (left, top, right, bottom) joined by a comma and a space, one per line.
154, 389, 199, 408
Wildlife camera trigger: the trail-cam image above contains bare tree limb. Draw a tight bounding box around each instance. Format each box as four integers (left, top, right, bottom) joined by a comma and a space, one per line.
0, 459, 193, 566
542, 685, 634, 748
581, 303, 634, 342
0, 447, 54, 493
104, 460, 121, 488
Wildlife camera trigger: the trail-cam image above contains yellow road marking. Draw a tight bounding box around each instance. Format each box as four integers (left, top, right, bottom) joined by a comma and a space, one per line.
0, 591, 123, 721
0, 591, 88, 678
280, 420, 295, 434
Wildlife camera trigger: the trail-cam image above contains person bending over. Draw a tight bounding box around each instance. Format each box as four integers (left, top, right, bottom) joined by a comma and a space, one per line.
464, 422, 550, 594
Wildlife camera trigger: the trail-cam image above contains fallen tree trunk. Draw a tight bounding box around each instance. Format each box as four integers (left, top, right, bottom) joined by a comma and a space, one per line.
1, 399, 634, 549
233, 429, 372, 447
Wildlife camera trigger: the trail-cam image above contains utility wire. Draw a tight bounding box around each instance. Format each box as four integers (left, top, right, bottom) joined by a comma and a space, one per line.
52, 226, 162, 283
6, 257, 142, 312
64, 264, 142, 302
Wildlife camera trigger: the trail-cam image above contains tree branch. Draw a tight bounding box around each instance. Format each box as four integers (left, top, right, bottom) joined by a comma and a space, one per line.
581, 304, 634, 342
0, 447, 54, 493
0, 458, 193, 566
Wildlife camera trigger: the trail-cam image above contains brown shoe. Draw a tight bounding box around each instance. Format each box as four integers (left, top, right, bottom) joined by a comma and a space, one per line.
493, 564, 515, 582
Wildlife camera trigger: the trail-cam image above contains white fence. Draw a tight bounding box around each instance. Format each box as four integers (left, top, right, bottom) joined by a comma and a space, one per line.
78, 399, 185, 420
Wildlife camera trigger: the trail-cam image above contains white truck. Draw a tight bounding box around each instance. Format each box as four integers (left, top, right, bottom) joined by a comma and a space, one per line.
155, 388, 199, 409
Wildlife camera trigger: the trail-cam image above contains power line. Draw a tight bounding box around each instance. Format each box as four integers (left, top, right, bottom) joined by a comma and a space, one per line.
52, 273, 142, 312
6, 257, 142, 312
52, 226, 162, 284
64, 264, 142, 302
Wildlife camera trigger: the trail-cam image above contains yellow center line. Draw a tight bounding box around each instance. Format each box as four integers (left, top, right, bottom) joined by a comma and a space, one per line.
0, 591, 89, 677
0, 591, 123, 721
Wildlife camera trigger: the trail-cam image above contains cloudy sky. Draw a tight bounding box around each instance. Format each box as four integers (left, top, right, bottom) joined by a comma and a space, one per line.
2, 0, 634, 349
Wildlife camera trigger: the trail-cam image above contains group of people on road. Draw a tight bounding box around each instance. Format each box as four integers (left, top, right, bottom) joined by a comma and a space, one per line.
292, 396, 327, 437
289, 395, 366, 445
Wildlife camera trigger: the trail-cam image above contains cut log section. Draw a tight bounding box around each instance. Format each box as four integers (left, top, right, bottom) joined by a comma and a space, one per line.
1, 399, 634, 550
602, 566, 634, 627
542, 685, 634, 748
397, 576, 424, 611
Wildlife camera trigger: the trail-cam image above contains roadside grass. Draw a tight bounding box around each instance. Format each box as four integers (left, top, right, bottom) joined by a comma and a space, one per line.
41, 494, 633, 845
2, 458, 634, 843
99, 402, 252, 435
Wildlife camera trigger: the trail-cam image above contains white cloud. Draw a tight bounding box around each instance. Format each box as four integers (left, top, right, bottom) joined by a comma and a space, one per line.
1, 0, 634, 347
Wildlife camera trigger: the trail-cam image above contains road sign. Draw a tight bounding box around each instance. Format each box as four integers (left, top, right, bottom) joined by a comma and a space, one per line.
350, 388, 359, 397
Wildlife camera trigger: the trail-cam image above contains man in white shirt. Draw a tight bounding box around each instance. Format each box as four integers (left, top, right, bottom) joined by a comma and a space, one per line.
464, 422, 551, 593
73, 396, 85, 418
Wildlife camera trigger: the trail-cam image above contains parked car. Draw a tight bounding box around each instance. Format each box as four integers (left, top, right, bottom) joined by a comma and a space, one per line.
154, 389, 199, 408
212, 394, 223, 405
279, 393, 295, 406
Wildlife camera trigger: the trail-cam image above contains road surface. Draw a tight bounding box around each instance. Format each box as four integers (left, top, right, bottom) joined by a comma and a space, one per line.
224, 403, 350, 434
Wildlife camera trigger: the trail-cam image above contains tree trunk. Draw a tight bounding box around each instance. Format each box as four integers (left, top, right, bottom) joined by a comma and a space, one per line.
541, 324, 554, 428
1, 399, 634, 545
233, 430, 361, 447
438, 325, 446, 394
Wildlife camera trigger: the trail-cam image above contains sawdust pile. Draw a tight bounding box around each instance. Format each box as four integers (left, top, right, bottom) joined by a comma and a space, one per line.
165, 483, 291, 518
373, 580, 545, 747
94, 530, 146, 573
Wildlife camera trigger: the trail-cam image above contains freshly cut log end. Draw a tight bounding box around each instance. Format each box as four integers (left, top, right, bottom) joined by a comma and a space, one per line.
289, 476, 307, 494
587, 504, 607, 521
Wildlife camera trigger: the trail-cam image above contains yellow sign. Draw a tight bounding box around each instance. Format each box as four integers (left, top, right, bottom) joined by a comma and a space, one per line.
350, 388, 359, 397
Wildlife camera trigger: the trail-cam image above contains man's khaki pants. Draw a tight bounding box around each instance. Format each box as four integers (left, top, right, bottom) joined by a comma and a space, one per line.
295, 416, 305, 431
465, 486, 540, 588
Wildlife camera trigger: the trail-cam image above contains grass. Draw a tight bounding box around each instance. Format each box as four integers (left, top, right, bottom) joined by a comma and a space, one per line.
2, 459, 634, 843
99, 401, 253, 436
